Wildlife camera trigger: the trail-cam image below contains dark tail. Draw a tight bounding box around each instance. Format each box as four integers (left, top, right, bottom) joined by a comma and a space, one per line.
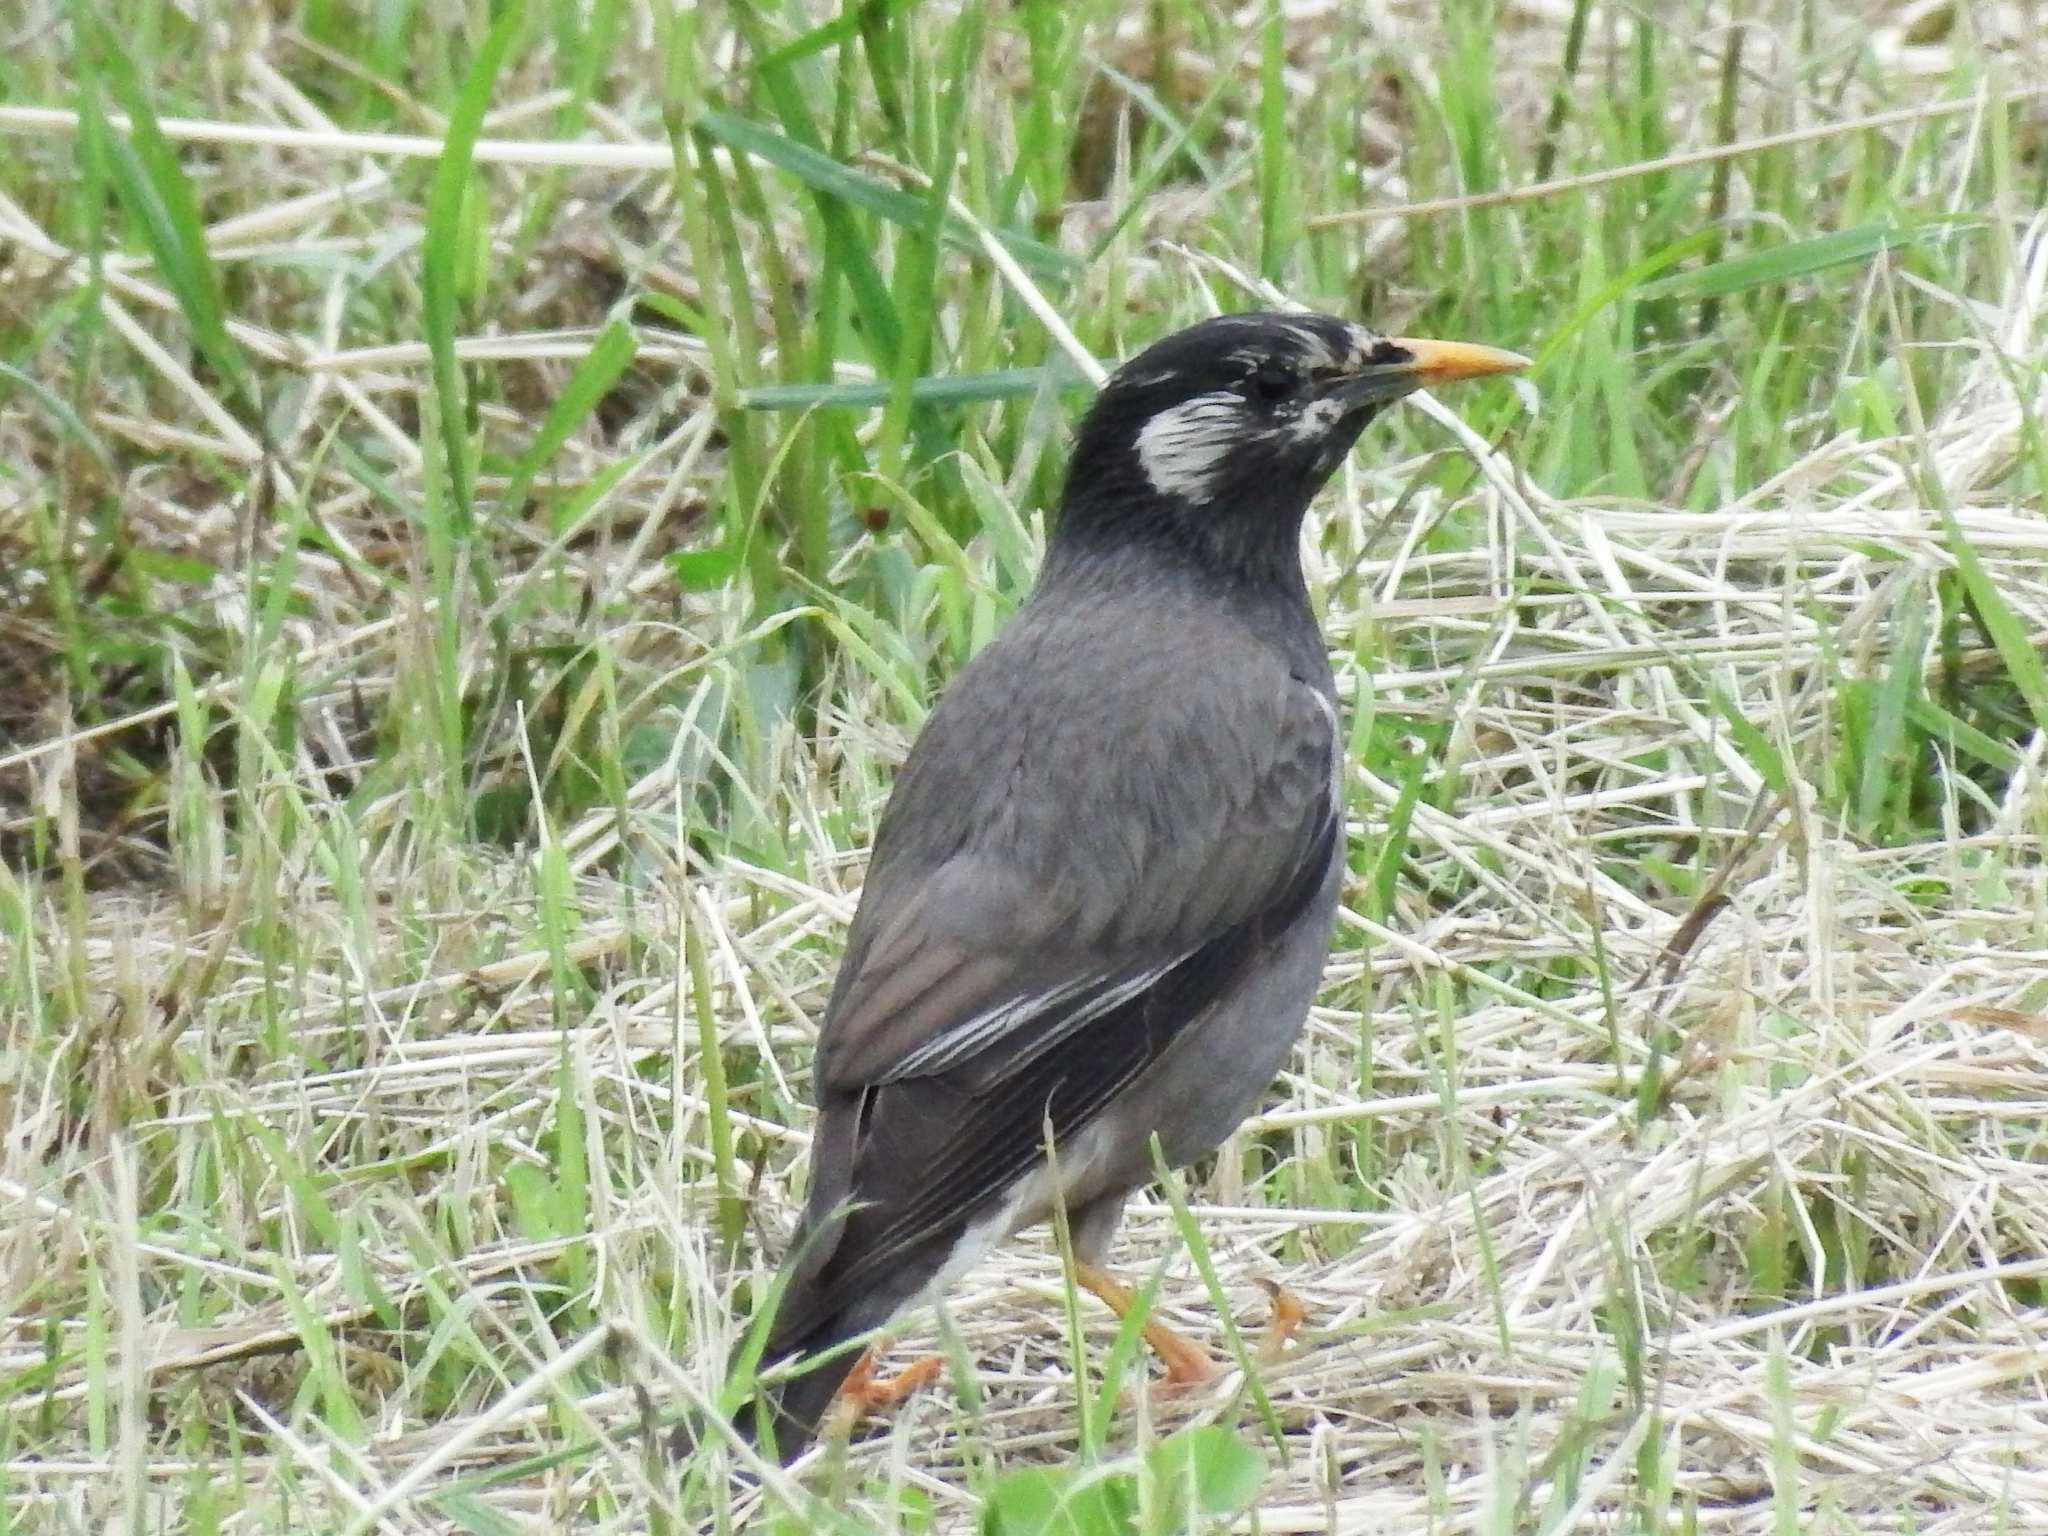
739, 1318, 869, 1462
671, 1295, 895, 1465
675, 1108, 956, 1463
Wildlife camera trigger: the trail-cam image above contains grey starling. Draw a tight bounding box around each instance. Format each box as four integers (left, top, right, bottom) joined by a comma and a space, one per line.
717, 311, 1528, 1461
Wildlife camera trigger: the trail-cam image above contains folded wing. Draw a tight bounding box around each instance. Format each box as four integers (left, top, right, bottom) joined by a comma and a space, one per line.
772, 612, 1341, 1340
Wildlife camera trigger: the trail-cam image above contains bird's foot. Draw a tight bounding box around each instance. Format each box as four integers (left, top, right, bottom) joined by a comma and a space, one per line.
1255, 1277, 1309, 1362
1074, 1261, 1221, 1394
1144, 1323, 1222, 1396
824, 1346, 945, 1436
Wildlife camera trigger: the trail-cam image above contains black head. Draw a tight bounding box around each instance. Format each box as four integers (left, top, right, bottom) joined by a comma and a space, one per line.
1049, 310, 1526, 589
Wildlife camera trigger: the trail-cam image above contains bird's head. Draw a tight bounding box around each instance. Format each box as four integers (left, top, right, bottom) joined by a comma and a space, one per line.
1052, 311, 1528, 585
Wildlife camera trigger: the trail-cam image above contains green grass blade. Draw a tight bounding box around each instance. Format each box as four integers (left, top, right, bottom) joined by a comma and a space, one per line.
695, 108, 1075, 281
78, 16, 252, 412
0, 361, 117, 480
726, 41, 905, 373
1940, 507, 2048, 739
1149, 1140, 1288, 1455
496, 318, 637, 525
422, 0, 525, 535
877, 0, 984, 479
1368, 745, 1431, 923
1856, 575, 1928, 837
1256, 0, 1291, 279
1905, 693, 2023, 773
1640, 218, 1976, 301
1531, 229, 1718, 369
741, 366, 1071, 411
1705, 684, 1791, 800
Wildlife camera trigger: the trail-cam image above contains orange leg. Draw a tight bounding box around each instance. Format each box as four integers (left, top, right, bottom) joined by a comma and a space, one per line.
824, 1346, 945, 1436
1255, 1277, 1309, 1361
1074, 1261, 1220, 1391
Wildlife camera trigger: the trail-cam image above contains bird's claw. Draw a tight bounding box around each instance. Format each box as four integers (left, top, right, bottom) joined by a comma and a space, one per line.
1146, 1328, 1223, 1394
825, 1346, 945, 1436
1255, 1277, 1310, 1362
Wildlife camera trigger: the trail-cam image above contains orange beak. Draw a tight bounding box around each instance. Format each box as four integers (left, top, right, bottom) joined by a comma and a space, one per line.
1327, 335, 1531, 409
1381, 337, 1533, 386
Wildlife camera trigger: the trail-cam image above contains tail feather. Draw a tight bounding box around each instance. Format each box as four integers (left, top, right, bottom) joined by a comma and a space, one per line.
679, 1144, 964, 1463
740, 1322, 867, 1462
670, 1293, 893, 1465
668, 1316, 863, 1465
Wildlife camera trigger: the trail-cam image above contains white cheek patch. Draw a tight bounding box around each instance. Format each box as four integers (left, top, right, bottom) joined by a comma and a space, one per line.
1134, 391, 1247, 500
1287, 395, 1348, 443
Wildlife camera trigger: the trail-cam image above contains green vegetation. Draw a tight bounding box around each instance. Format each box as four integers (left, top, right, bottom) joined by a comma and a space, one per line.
1, 0, 2045, 1530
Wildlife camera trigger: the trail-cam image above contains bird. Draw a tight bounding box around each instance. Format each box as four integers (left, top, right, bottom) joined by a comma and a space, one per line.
709, 310, 1528, 1462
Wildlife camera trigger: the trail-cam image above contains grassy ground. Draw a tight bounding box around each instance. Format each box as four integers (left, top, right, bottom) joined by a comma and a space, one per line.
3, 0, 2048, 1530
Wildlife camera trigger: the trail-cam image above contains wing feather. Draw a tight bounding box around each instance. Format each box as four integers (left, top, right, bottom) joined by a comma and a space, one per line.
808, 799, 1339, 1305
773, 597, 1341, 1339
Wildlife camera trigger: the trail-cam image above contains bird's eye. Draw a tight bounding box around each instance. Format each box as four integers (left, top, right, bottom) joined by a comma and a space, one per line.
1246, 361, 1298, 404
